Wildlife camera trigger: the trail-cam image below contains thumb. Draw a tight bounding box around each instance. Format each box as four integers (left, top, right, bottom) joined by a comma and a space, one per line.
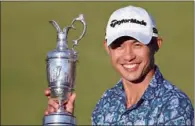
45, 87, 51, 97
65, 93, 76, 114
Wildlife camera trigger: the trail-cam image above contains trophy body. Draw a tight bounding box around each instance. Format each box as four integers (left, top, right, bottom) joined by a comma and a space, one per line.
43, 14, 86, 126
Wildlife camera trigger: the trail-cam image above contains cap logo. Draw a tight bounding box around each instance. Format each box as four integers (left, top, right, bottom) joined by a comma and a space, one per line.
110, 19, 147, 28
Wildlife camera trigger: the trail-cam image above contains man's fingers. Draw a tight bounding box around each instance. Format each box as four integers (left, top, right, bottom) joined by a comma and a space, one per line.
48, 98, 59, 111
69, 93, 76, 104
45, 104, 54, 115
45, 91, 76, 115
49, 105, 55, 113
44, 110, 49, 115
65, 93, 76, 113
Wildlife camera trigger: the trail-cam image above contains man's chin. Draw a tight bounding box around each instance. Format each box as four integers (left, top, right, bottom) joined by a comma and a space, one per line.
123, 74, 146, 84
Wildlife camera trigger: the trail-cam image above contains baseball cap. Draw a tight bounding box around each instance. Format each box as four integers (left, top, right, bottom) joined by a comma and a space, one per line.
105, 5, 158, 46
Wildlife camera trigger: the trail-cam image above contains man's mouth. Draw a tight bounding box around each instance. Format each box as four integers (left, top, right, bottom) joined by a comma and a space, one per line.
123, 64, 139, 71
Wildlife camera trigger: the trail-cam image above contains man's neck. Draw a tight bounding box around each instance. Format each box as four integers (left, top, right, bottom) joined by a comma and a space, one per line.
122, 67, 155, 108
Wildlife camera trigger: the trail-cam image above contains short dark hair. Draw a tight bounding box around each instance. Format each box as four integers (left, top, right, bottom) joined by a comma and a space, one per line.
147, 37, 159, 53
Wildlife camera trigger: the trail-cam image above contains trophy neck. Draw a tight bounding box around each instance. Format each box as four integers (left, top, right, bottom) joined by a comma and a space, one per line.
56, 32, 68, 51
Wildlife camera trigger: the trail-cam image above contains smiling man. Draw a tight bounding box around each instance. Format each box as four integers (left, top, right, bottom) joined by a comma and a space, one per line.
44, 5, 194, 125
91, 5, 194, 125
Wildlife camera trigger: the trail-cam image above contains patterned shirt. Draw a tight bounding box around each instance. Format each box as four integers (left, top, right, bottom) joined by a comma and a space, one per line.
92, 66, 194, 125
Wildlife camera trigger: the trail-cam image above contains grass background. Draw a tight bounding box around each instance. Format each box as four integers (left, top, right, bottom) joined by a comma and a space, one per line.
1, 1, 194, 125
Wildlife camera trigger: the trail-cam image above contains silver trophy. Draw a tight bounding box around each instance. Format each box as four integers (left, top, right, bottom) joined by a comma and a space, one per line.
43, 14, 87, 126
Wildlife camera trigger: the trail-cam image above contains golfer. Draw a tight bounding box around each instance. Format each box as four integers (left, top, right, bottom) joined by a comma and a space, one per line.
44, 5, 194, 125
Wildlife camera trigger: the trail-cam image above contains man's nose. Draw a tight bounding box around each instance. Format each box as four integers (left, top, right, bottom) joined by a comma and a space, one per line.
123, 45, 136, 61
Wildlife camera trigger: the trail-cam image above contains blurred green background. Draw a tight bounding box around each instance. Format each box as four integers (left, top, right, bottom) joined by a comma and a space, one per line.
1, 1, 194, 125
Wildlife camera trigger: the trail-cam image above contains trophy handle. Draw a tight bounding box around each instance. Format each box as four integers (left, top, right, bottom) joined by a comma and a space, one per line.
70, 14, 87, 49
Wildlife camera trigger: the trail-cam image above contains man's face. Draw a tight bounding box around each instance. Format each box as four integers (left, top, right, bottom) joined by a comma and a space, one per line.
106, 37, 156, 83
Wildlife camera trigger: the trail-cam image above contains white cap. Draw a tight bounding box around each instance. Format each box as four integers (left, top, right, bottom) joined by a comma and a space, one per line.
105, 5, 158, 46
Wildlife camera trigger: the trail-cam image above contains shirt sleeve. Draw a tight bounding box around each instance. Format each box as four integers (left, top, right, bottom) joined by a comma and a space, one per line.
157, 94, 194, 125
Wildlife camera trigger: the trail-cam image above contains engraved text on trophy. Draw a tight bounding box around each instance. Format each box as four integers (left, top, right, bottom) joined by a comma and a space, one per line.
50, 66, 62, 82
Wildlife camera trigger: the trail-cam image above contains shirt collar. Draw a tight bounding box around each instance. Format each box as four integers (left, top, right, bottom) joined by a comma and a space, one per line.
114, 65, 164, 101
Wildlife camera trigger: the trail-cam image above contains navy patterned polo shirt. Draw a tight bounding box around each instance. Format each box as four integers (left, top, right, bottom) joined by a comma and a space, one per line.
92, 66, 194, 125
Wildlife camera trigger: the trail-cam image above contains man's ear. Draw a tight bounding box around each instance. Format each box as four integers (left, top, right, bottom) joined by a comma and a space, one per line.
104, 40, 110, 55
149, 37, 163, 53
157, 37, 163, 50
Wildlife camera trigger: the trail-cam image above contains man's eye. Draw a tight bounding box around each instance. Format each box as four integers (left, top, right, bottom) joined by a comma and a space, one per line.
134, 43, 142, 47
115, 44, 123, 50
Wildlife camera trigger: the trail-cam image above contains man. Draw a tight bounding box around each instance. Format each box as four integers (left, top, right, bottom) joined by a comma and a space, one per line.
44, 5, 194, 125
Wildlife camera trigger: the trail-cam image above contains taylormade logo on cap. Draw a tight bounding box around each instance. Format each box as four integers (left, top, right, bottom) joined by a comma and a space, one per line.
105, 5, 158, 46
110, 19, 147, 28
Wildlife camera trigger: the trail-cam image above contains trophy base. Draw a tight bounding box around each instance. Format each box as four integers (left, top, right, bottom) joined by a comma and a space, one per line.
43, 112, 76, 126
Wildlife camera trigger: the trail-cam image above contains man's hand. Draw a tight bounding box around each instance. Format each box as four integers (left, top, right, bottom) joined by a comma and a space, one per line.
44, 88, 76, 115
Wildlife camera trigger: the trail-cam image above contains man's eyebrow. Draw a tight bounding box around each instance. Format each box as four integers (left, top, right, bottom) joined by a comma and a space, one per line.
131, 40, 140, 43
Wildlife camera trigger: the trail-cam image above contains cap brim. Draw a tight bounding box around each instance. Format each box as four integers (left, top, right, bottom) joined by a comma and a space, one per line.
106, 30, 153, 46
